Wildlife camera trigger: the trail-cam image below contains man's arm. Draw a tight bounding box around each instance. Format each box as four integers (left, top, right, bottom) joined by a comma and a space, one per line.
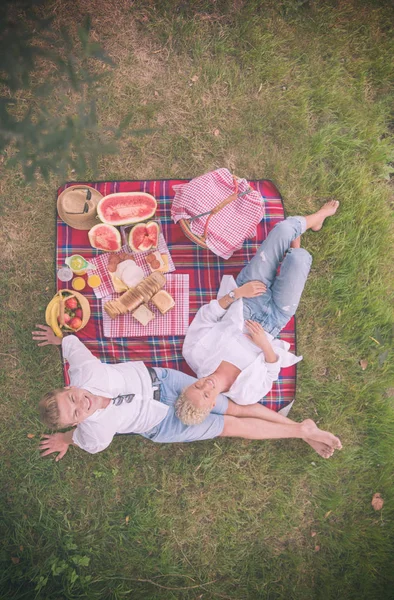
39, 429, 77, 462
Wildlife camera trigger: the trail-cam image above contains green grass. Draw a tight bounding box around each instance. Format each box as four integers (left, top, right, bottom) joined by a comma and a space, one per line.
1, 0, 394, 598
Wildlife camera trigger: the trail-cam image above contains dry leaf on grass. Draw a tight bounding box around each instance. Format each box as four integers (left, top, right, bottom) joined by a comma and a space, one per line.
371, 493, 384, 511
11, 557, 20, 564
314, 545, 320, 552
125, 515, 130, 524
27, 433, 35, 439
311, 531, 317, 537
213, 128, 220, 136
359, 359, 368, 370
191, 75, 199, 82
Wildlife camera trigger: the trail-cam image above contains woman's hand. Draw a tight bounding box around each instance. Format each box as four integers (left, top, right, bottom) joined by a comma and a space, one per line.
245, 321, 278, 363
237, 280, 266, 299
244, 320, 268, 347
32, 324, 62, 346
39, 433, 70, 461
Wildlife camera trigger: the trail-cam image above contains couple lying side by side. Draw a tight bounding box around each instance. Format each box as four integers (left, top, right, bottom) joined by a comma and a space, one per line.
32, 201, 341, 461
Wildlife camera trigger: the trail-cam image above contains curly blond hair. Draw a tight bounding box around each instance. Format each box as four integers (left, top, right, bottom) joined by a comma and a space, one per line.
38, 389, 65, 429
175, 387, 212, 425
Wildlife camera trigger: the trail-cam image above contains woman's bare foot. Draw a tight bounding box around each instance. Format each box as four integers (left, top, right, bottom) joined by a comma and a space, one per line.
301, 419, 342, 450
304, 438, 336, 458
305, 200, 340, 232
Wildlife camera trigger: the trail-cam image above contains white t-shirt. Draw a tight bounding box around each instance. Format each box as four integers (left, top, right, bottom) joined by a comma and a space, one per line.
62, 336, 168, 454
182, 275, 302, 405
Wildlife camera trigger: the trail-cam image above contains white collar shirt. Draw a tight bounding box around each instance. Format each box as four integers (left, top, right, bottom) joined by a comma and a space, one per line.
182, 275, 302, 405
62, 336, 168, 454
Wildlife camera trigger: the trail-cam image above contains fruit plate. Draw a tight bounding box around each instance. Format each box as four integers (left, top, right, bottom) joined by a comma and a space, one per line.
86, 236, 175, 299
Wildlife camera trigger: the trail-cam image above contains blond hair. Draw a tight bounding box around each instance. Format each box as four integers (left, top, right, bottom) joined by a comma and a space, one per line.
38, 389, 64, 429
175, 388, 211, 425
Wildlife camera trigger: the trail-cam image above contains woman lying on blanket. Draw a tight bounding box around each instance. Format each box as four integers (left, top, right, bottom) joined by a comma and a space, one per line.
176, 201, 340, 429
32, 203, 340, 463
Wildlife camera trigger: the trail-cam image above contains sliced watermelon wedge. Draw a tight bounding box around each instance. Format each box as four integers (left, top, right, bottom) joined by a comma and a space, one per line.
88, 223, 121, 252
128, 221, 160, 252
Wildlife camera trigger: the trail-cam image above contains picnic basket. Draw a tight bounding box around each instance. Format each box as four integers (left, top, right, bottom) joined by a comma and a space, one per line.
172, 169, 265, 259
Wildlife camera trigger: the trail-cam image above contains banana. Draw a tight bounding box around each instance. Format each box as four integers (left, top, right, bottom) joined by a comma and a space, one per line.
49, 297, 63, 338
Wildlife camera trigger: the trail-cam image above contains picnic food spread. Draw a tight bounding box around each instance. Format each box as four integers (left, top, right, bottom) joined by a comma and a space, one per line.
54, 186, 179, 335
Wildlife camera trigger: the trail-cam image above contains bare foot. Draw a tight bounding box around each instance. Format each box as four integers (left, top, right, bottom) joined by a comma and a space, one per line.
301, 419, 342, 450
309, 200, 340, 231
304, 438, 335, 459
290, 236, 301, 249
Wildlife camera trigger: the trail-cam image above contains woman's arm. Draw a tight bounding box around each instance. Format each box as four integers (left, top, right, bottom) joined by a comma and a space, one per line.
218, 281, 266, 310
244, 320, 278, 363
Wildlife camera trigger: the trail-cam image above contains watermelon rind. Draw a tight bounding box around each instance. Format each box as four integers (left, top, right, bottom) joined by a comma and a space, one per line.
88, 223, 122, 252
97, 192, 157, 226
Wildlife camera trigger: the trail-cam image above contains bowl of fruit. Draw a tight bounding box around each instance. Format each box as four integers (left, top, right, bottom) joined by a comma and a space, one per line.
45, 290, 91, 338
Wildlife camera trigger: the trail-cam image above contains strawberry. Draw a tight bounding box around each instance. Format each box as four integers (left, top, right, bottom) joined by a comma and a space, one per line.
69, 317, 83, 330
65, 297, 78, 310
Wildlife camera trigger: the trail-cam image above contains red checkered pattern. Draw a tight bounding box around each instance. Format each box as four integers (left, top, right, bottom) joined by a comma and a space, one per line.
87, 232, 175, 300
56, 178, 297, 412
102, 274, 189, 338
171, 168, 264, 259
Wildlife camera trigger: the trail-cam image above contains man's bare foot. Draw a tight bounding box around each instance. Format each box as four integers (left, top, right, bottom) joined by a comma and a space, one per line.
301, 419, 342, 450
304, 438, 336, 459
308, 200, 340, 232
290, 236, 301, 249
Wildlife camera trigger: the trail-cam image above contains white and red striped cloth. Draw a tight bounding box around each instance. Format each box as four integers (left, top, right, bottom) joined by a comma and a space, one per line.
101, 274, 189, 338
171, 168, 264, 259
87, 233, 175, 299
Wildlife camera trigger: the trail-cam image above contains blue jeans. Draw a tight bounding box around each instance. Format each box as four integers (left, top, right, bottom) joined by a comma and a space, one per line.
140, 368, 228, 443
236, 216, 312, 337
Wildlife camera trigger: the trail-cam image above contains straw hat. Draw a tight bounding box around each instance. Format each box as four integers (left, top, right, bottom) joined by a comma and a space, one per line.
57, 184, 103, 230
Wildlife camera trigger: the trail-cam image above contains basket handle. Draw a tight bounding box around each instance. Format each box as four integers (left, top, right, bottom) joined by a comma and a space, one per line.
202, 176, 239, 240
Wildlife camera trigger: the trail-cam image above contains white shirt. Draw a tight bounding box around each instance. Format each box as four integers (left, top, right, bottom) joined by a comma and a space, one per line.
62, 336, 168, 454
182, 275, 302, 405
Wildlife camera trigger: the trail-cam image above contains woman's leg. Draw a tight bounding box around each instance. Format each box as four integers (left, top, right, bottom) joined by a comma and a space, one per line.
236, 217, 306, 289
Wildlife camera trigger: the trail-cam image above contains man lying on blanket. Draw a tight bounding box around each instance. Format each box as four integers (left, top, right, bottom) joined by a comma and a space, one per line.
176, 203, 341, 444
33, 202, 341, 464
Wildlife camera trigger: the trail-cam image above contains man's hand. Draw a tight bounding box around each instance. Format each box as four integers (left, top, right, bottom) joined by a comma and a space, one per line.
237, 280, 266, 299
39, 433, 72, 461
32, 324, 62, 346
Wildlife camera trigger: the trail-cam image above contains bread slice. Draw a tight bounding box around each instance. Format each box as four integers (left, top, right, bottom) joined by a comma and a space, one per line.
132, 304, 155, 326
151, 290, 175, 315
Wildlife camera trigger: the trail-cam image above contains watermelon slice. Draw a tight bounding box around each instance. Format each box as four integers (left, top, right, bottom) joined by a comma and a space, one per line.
129, 221, 160, 252
88, 223, 122, 252
97, 192, 157, 226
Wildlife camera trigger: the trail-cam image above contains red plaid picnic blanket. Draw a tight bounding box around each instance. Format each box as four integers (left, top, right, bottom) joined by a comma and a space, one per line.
101, 274, 189, 338
172, 169, 264, 259
56, 178, 296, 412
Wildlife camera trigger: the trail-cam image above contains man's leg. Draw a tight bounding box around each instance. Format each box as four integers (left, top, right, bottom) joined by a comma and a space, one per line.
226, 399, 337, 457
220, 414, 342, 451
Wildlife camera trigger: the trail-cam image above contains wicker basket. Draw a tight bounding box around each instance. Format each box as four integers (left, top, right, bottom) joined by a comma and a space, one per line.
178, 175, 252, 250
